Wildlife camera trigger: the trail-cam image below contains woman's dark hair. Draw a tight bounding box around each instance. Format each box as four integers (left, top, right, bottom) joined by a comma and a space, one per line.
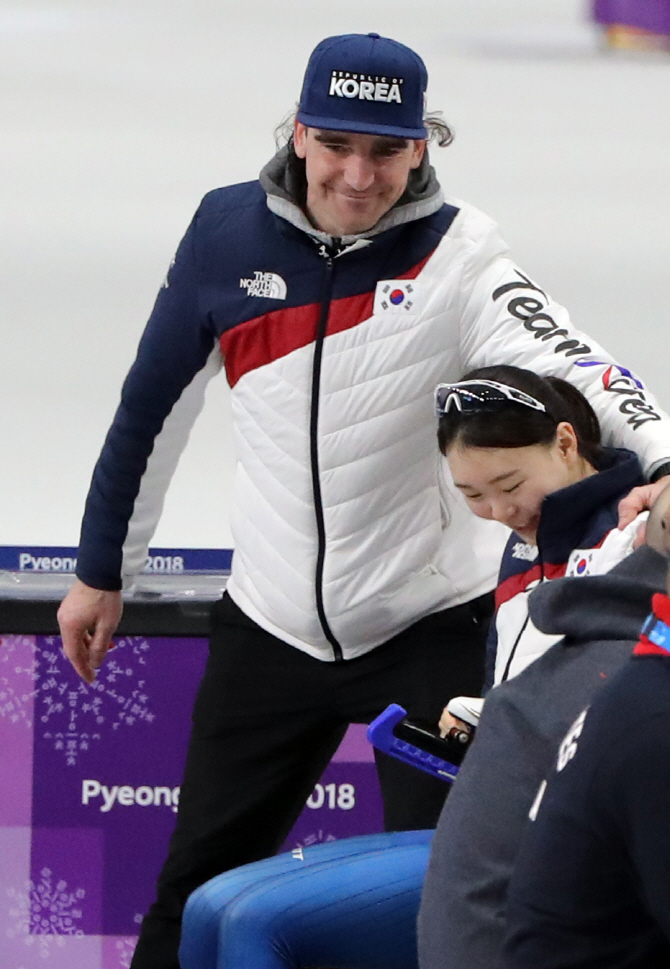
437, 365, 603, 467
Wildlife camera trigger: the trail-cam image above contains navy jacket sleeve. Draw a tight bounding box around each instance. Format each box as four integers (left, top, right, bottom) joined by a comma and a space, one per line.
76, 203, 221, 590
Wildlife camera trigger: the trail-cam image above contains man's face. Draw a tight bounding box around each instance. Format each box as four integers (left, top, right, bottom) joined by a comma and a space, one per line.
293, 122, 426, 237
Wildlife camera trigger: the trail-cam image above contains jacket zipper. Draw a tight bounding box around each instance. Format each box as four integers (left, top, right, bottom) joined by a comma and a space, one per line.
310, 247, 344, 660
500, 553, 546, 682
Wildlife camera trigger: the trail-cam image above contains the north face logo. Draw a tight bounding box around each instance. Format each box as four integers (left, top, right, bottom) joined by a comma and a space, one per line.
329, 71, 403, 104
239, 272, 287, 300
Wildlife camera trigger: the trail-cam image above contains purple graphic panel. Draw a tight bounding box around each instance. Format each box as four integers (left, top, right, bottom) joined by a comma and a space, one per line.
31, 634, 209, 937
0, 629, 383, 967
30, 828, 104, 935
331, 721, 374, 762
0, 634, 36, 825
0, 827, 104, 968
282, 723, 383, 848
282, 762, 383, 850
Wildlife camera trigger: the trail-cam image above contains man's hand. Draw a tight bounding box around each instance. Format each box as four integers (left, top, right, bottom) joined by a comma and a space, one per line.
57, 579, 123, 684
618, 476, 670, 530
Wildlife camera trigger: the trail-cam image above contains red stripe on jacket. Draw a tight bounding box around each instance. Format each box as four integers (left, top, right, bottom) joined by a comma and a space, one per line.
220, 254, 432, 388
495, 531, 613, 610
495, 562, 569, 610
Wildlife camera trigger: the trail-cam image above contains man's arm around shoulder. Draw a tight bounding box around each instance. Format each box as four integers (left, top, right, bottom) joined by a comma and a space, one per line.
618, 473, 670, 529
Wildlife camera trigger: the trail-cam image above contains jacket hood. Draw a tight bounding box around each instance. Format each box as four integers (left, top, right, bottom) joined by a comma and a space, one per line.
258, 143, 444, 245
535, 448, 643, 560
529, 545, 668, 644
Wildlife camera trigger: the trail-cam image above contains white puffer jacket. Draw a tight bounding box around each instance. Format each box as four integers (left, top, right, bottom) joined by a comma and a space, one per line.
76, 150, 670, 661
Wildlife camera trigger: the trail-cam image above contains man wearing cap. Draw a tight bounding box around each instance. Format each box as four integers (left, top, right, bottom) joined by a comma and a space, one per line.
56, 32, 670, 969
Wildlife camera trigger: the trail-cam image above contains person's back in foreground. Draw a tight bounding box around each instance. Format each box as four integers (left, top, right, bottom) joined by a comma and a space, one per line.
503, 483, 670, 969
56, 31, 670, 969
418, 544, 667, 969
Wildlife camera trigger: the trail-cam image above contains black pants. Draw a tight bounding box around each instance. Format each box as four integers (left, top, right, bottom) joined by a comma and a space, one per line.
130, 591, 493, 969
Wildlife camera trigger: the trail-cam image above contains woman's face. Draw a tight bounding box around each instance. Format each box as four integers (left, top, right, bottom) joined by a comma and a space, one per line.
446, 423, 585, 545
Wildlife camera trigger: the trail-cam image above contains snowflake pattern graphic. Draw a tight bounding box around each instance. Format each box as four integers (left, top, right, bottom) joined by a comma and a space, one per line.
35, 636, 155, 766
0, 634, 38, 729
5, 868, 85, 958
293, 830, 338, 849
113, 936, 138, 969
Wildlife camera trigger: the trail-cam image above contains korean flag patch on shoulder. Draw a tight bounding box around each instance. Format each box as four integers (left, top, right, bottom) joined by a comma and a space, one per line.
374, 279, 421, 315
566, 548, 596, 577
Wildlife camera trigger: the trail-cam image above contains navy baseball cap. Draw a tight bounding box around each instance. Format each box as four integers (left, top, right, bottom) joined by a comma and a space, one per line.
297, 33, 428, 140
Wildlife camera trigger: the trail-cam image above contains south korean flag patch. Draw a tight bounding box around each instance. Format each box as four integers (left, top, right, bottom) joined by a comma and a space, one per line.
374, 279, 420, 315
566, 548, 597, 577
